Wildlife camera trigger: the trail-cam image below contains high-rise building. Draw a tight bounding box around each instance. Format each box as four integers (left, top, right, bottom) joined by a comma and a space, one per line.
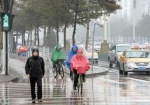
117, 0, 150, 23
117, 0, 131, 20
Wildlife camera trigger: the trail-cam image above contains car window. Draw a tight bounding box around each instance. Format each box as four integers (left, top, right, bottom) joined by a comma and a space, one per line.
112, 46, 116, 51
126, 51, 150, 58
88, 49, 96, 53
117, 46, 131, 52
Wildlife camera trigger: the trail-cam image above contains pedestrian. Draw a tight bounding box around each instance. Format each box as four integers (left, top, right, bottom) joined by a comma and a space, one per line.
66, 45, 78, 80
25, 48, 45, 104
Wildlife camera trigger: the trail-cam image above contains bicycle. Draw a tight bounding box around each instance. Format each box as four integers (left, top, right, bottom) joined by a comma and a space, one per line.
73, 73, 83, 95
77, 74, 83, 95
53, 61, 64, 79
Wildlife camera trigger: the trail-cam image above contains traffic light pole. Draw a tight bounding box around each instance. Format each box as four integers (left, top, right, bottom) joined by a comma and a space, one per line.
5, 31, 8, 75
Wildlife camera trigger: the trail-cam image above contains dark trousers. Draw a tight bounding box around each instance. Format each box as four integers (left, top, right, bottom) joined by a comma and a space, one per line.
73, 70, 85, 87
70, 70, 72, 78
30, 77, 42, 99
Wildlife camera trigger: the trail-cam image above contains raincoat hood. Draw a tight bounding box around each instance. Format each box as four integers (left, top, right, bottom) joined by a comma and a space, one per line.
51, 44, 66, 63
71, 49, 90, 74
56, 44, 62, 50
72, 45, 78, 51
78, 44, 87, 57
66, 45, 78, 70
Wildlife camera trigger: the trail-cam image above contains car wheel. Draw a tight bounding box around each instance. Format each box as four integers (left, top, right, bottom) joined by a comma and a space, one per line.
96, 60, 98, 64
115, 58, 118, 67
146, 72, 149, 75
118, 62, 122, 74
123, 64, 128, 76
109, 60, 113, 68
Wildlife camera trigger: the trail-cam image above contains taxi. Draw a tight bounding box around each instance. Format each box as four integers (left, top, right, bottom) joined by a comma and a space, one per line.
87, 49, 98, 64
118, 48, 150, 75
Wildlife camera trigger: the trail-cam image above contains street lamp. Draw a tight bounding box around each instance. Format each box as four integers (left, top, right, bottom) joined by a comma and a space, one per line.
133, 0, 136, 42
91, 19, 103, 72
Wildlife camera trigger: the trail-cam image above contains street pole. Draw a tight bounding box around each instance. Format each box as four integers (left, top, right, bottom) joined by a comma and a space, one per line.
4, 0, 9, 76
104, 14, 108, 41
2, 32, 5, 74
5, 31, 8, 75
133, 0, 136, 42
108, 17, 110, 42
91, 23, 96, 73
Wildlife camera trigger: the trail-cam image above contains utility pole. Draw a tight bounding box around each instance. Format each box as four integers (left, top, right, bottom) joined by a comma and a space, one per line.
133, 0, 136, 42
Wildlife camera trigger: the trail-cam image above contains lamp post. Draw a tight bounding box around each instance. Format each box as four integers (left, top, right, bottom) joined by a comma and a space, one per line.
91, 19, 103, 72
91, 23, 96, 73
133, 0, 136, 42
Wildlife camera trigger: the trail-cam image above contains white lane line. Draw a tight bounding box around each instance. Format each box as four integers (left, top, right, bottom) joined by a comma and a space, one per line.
127, 77, 149, 83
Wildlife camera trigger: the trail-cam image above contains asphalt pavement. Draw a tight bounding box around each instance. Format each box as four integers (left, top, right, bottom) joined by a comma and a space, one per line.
0, 54, 150, 104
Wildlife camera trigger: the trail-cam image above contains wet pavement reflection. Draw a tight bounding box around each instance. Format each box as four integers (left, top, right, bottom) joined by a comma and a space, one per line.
1, 67, 150, 104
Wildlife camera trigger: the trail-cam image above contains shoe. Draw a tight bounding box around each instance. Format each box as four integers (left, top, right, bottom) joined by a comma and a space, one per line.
38, 99, 42, 102
32, 99, 35, 104
73, 86, 77, 90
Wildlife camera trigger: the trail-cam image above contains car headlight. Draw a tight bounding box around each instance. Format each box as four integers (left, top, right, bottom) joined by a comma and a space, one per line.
126, 60, 135, 67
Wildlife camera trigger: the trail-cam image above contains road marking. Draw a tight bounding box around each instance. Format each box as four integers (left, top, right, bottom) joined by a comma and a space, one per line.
127, 77, 149, 83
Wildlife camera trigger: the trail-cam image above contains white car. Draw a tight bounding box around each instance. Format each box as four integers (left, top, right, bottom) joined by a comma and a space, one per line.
87, 49, 98, 64
108, 44, 131, 68
94, 43, 101, 52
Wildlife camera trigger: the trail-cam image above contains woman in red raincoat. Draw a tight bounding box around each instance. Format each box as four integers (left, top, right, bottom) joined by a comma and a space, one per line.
71, 48, 90, 90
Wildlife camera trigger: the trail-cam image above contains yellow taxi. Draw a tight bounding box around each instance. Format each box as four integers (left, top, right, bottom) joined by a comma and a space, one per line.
87, 49, 98, 64
118, 48, 150, 75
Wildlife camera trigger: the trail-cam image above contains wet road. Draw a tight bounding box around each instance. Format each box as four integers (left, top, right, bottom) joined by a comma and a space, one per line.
1, 69, 150, 104
1, 54, 150, 104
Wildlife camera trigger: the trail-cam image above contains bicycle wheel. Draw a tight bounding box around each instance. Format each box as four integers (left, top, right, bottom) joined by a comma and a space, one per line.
78, 75, 83, 95
53, 67, 58, 79
59, 66, 64, 79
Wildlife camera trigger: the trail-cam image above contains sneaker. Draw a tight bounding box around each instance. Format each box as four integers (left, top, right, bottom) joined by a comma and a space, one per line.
83, 79, 86, 82
32, 99, 35, 104
73, 86, 77, 90
38, 99, 42, 102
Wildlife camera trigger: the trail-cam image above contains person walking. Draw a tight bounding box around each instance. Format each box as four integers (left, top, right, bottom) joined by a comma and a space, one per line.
25, 48, 45, 104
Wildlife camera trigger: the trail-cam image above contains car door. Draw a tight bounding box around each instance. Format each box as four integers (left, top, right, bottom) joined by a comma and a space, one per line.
111, 45, 116, 61
109, 46, 114, 61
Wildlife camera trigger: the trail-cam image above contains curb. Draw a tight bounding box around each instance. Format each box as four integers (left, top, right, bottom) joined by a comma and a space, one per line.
0, 66, 23, 83
64, 69, 108, 78
9, 65, 25, 79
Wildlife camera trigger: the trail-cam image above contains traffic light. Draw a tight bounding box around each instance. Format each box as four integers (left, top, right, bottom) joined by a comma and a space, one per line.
1, 13, 10, 31
1, 13, 15, 31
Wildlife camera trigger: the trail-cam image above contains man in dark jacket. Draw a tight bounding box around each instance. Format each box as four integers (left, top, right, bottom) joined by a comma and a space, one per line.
25, 48, 45, 104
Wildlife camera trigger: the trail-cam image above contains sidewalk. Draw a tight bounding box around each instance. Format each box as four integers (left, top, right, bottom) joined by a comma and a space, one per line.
7, 57, 108, 82
64, 65, 108, 77
0, 66, 22, 83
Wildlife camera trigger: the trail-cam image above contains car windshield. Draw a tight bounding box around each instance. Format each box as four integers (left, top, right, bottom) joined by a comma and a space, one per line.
88, 49, 96, 53
117, 46, 131, 52
126, 51, 150, 58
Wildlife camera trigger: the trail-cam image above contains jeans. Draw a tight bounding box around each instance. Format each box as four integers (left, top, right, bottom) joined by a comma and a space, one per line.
30, 77, 42, 99
73, 70, 85, 87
